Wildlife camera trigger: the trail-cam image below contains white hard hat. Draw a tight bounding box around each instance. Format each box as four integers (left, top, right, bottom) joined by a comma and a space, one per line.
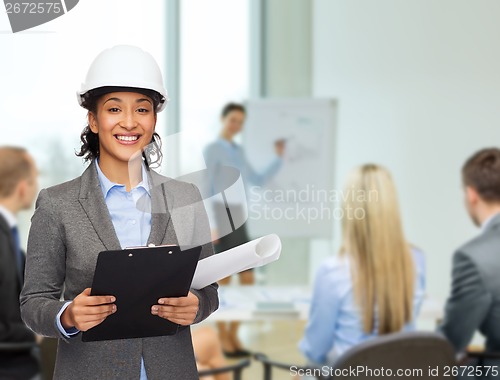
77, 45, 168, 112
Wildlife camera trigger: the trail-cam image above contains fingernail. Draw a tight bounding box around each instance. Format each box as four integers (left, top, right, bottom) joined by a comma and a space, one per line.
110, 297, 116, 302
158, 299, 164, 304
152, 306, 158, 311
112, 305, 117, 312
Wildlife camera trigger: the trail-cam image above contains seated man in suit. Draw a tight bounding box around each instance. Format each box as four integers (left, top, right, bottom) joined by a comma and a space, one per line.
0, 146, 39, 380
440, 148, 500, 371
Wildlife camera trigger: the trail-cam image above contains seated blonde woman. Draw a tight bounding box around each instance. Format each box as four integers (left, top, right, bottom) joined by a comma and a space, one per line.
299, 164, 426, 365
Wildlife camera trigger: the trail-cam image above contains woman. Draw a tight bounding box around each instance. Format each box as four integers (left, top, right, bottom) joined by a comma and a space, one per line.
299, 164, 426, 365
192, 326, 230, 380
20, 45, 218, 380
203, 103, 285, 357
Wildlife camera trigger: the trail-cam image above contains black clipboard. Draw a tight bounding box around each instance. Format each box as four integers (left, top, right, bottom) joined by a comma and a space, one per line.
82, 245, 202, 342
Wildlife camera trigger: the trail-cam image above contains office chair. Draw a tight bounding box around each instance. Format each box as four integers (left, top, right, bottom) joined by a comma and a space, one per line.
198, 358, 251, 380
254, 353, 318, 380
0, 341, 40, 379
464, 350, 500, 379
0, 342, 36, 352
466, 350, 500, 363
255, 331, 456, 380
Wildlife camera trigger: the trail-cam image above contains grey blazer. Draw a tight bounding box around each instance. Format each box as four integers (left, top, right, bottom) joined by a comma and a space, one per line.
20, 161, 219, 380
440, 213, 500, 353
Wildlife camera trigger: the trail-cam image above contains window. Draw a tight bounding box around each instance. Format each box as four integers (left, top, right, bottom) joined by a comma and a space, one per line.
0, 0, 167, 241
179, 0, 250, 175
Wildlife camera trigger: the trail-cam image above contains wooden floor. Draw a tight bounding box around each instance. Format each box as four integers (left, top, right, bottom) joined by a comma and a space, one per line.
221, 320, 307, 380
40, 321, 307, 380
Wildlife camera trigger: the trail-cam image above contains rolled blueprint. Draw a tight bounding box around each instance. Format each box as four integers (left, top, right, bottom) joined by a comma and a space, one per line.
190, 234, 282, 290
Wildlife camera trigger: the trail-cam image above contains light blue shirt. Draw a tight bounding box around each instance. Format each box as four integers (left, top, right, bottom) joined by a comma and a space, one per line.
56, 160, 152, 380
203, 137, 282, 198
299, 247, 426, 365
203, 138, 282, 228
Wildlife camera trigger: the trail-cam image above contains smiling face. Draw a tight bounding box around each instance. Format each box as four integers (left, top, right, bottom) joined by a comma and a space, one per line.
88, 91, 157, 166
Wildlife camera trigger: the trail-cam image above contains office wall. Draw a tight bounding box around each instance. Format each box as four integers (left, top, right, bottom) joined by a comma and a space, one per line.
257, 0, 315, 286
262, 0, 312, 97
313, 0, 500, 299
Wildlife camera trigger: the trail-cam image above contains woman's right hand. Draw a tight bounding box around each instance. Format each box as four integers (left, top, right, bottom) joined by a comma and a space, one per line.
61, 288, 116, 332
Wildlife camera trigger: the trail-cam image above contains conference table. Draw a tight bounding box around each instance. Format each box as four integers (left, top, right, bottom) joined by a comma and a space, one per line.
209, 286, 486, 351
210, 285, 445, 323
211, 285, 311, 322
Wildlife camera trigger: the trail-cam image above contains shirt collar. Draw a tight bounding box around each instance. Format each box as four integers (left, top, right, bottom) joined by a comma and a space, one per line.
95, 159, 151, 199
0, 204, 17, 228
217, 137, 237, 149
481, 212, 500, 232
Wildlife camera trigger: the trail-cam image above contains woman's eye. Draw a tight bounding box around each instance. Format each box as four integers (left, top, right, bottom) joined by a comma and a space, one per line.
108, 107, 120, 112
137, 108, 150, 113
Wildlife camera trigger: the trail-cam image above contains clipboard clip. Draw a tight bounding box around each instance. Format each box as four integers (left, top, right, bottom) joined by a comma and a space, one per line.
124, 243, 177, 250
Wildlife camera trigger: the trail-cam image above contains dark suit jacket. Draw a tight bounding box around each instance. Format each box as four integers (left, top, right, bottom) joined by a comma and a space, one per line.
0, 212, 38, 380
440, 213, 500, 354
0, 213, 35, 344
20, 161, 219, 380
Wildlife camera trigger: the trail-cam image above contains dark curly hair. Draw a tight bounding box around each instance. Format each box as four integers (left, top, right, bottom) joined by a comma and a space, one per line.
76, 87, 163, 168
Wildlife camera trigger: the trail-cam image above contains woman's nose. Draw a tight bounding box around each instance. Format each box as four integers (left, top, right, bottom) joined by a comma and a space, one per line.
119, 111, 137, 129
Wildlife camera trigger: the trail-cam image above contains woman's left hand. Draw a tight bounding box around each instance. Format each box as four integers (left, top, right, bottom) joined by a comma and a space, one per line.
151, 291, 199, 325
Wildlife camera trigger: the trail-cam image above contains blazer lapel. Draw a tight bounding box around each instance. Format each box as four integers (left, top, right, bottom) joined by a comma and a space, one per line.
78, 161, 122, 251
147, 168, 175, 246
78, 160, 176, 249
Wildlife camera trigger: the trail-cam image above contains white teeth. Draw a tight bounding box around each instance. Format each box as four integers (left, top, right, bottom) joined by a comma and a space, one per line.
116, 135, 139, 141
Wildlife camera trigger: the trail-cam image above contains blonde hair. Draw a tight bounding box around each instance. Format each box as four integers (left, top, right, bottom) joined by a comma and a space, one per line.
340, 164, 414, 335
